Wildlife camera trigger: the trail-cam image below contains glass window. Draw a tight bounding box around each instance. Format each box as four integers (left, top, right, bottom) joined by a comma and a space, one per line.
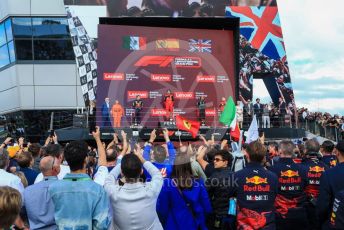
5, 18, 13, 42
34, 39, 74, 60
12, 18, 32, 38
0, 23, 6, 46
8, 41, 15, 63
15, 40, 33, 60
32, 18, 70, 38
0, 45, 10, 68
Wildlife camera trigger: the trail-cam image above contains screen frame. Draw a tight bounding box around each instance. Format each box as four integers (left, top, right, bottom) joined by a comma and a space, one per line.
98, 17, 240, 102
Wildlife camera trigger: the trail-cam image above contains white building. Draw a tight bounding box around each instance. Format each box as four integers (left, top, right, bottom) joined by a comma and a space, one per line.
0, 0, 84, 138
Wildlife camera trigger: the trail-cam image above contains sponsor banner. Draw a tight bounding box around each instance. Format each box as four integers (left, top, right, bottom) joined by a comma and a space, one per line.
127, 91, 148, 99
156, 39, 179, 51
151, 109, 168, 116
151, 74, 171, 82
205, 109, 216, 116
197, 75, 216, 83
103, 72, 124, 80
174, 92, 194, 99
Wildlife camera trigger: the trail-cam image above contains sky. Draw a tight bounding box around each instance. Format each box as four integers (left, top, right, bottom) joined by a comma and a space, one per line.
253, 0, 344, 116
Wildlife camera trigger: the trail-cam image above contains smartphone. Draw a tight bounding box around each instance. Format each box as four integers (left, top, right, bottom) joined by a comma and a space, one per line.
50, 129, 55, 137
22, 143, 28, 148
89, 123, 96, 134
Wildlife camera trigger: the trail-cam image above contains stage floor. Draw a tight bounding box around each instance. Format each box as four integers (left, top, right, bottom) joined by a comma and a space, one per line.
55, 126, 305, 142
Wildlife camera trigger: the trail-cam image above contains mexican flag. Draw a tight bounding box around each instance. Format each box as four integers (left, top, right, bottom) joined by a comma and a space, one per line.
219, 97, 240, 141
123, 36, 146, 50
176, 115, 200, 138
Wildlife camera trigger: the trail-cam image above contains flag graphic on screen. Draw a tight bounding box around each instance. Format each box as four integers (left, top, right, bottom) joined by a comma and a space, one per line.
123, 36, 146, 50
189, 39, 212, 53
156, 39, 179, 51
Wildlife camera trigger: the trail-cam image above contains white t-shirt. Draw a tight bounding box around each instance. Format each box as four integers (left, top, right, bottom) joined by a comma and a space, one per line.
34, 165, 70, 184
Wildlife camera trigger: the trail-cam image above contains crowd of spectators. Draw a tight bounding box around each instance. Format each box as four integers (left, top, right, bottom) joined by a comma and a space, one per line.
1, 125, 344, 229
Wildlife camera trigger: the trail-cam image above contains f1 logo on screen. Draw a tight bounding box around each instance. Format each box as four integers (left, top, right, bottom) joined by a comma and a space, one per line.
135, 56, 201, 68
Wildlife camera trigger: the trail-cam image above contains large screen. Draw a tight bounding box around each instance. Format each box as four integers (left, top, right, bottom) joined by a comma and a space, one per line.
97, 23, 236, 128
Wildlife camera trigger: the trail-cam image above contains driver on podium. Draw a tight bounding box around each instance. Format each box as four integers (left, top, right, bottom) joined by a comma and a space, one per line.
164, 89, 174, 121
111, 100, 124, 128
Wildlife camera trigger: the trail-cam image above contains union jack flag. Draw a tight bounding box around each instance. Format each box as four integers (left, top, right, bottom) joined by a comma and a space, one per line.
189, 39, 212, 53
226, 6, 285, 60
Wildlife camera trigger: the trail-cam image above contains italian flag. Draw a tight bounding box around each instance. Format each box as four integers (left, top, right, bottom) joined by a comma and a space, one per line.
219, 97, 240, 141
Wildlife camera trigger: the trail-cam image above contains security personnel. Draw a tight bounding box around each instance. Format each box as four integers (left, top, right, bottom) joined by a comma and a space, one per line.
320, 140, 337, 168
302, 139, 328, 229
317, 140, 344, 229
269, 140, 308, 230
234, 141, 278, 230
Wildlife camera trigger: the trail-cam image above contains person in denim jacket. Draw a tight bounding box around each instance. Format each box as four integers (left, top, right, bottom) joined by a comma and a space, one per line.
49, 128, 110, 229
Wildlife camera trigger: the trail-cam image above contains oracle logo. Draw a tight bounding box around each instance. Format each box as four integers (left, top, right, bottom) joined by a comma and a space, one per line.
174, 92, 194, 99
151, 74, 171, 82
103, 73, 124, 80
197, 75, 216, 83
151, 109, 167, 116
206, 109, 216, 116
127, 91, 148, 99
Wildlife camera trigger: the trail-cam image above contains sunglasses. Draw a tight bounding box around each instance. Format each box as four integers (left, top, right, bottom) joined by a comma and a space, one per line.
214, 158, 225, 162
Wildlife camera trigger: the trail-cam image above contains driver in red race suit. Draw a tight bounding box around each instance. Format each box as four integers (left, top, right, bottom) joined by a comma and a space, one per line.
164, 89, 174, 121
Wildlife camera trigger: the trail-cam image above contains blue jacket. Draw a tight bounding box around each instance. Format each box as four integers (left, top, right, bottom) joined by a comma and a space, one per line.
328, 189, 344, 229
143, 141, 176, 180
317, 162, 344, 229
302, 157, 328, 200
48, 173, 110, 230
321, 155, 337, 168
269, 158, 308, 220
234, 162, 278, 230
157, 178, 212, 230
101, 102, 110, 118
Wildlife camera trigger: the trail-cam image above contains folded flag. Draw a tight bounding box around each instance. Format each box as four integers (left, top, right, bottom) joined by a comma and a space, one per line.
176, 115, 200, 138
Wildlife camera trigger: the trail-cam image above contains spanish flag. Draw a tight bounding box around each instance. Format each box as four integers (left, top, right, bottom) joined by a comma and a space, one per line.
156, 39, 179, 51
176, 115, 200, 138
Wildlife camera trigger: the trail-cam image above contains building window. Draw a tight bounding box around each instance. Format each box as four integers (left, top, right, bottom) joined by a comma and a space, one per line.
5, 19, 13, 42
12, 18, 33, 38
0, 23, 6, 47
0, 45, 10, 68
15, 40, 33, 60
34, 39, 74, 60
32, 18, 70, 38
8, 41, 15, 63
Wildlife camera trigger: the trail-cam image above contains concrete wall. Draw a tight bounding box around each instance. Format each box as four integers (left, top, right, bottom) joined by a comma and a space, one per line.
0, 63, 82, 114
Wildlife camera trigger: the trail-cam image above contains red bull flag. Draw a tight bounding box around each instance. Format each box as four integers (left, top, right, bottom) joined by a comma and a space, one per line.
175, 115, 200, 138
219, 97, 240, 141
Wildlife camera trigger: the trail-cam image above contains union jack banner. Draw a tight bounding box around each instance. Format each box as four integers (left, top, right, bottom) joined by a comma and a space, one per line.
188, 39, 212, 53
226, 6, 284, 60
